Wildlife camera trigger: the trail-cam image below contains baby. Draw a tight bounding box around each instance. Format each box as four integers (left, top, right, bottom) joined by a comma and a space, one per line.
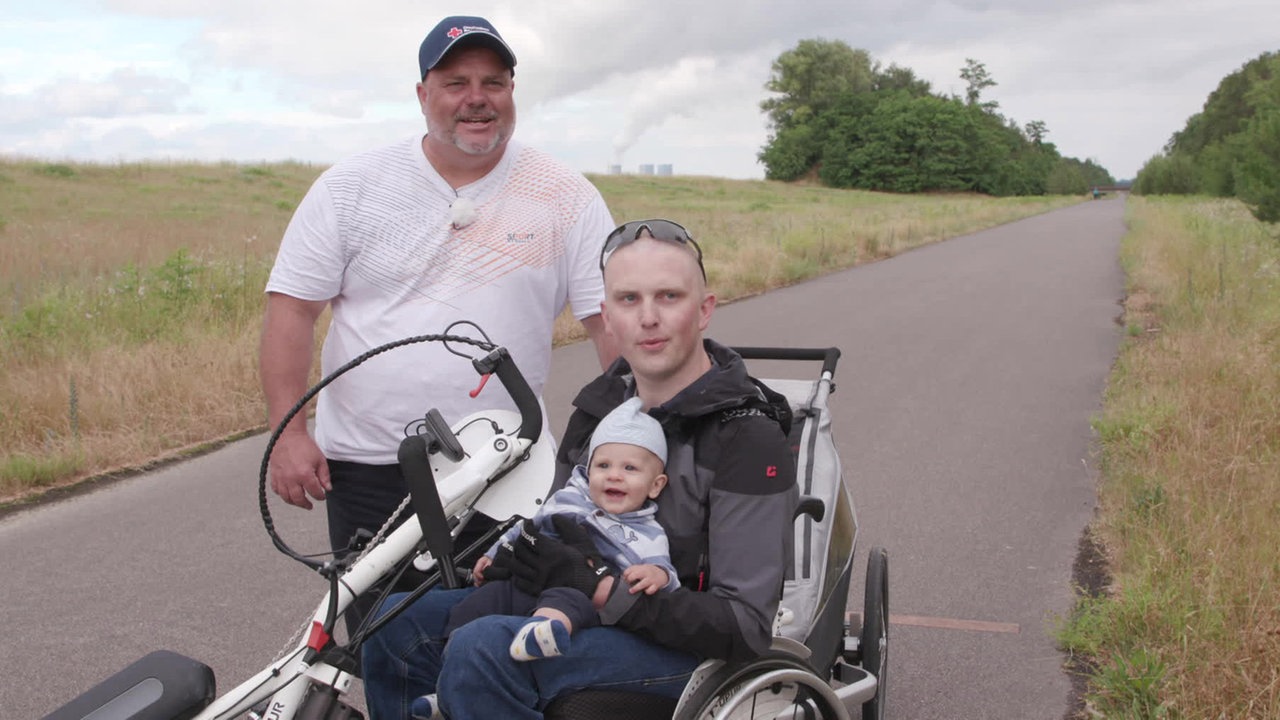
412, 398, 676, 718
460, 396, 677, 656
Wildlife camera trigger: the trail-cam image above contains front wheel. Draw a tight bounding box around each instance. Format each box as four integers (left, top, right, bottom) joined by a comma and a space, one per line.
859, 546, 889, 720
675, 655, 846, 719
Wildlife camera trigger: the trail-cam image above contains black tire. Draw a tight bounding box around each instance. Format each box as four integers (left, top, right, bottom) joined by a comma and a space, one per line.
675, 655, 845, 720
860, 546, 889, 720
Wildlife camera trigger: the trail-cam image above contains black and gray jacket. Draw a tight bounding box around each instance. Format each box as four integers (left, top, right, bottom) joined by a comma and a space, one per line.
551, 339, 798, 662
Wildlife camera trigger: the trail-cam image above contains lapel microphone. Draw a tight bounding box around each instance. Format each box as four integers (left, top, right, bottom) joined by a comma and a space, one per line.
451, 197, 477, 229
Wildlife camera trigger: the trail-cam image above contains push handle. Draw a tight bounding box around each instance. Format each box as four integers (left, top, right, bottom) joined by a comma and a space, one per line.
731, 346, 841, 378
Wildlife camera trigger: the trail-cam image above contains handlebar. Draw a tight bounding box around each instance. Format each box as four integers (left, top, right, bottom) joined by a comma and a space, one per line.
397, 346, 540, 590
260, 332, 542, 574
473, 347, 542, 442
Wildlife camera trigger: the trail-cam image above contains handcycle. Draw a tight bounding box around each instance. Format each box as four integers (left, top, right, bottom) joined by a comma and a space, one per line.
46, 330, 888, 720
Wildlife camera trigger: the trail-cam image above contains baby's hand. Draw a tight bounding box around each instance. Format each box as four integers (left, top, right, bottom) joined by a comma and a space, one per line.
472, 555, 493, 585
623, 564, 669, 595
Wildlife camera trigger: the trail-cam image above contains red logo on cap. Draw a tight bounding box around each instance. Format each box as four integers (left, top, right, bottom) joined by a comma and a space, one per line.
447, 26, 463, 38
766, 465, 778, 477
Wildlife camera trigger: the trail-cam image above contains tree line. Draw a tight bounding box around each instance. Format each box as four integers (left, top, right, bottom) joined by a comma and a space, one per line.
757, 39, 1113, 196
1133, 51, 1280, 223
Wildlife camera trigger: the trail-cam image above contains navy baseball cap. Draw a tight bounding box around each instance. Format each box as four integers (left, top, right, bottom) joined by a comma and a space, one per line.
418, 16, 517, 79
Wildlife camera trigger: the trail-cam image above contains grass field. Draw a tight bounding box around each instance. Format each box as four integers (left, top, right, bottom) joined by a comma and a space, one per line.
1058, 196, 1279, 718
0, 158, 1080, 501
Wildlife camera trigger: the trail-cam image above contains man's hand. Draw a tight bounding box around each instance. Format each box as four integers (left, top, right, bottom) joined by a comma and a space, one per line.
259, 291, 328, 509
486, 517, 610, 597
268, 431, 330, 510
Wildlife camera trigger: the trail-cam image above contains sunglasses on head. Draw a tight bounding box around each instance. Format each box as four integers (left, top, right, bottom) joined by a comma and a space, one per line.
599, 219, 706, 280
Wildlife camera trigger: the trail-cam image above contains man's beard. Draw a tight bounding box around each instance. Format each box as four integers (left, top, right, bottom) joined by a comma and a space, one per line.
430, 111, 511, 156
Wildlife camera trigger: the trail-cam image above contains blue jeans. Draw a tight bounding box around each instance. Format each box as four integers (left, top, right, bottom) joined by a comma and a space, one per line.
361, 587, 699, 720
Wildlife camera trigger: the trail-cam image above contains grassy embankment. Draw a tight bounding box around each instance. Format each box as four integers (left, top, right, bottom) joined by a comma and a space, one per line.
1059, 196, 1279, 718
0, 157, 1079, 502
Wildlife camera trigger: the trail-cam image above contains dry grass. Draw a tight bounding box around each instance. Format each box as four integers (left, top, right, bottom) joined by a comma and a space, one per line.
1, 329, 265, 497
1067, 196, 1280, 718
0, 158, 1080, 502
0, 160, 316, 310
591, 174, 1078, 302
1, 159, 313, 499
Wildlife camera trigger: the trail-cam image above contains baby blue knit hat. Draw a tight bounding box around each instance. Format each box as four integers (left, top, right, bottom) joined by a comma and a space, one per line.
588, 397, 667, 465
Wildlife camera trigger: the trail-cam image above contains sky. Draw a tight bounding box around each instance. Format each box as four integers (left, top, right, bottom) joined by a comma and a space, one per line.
1, 0, 1276, 182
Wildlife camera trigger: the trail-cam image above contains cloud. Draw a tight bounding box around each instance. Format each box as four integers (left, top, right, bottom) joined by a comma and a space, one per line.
5, 0, 1277, 180
1, 68, 189, 130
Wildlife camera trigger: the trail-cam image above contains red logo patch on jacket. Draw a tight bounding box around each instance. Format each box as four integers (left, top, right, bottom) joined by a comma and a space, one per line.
766, 465, 778, 477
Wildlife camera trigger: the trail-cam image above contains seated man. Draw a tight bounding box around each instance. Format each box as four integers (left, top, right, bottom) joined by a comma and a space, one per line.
360, 219, 798, 720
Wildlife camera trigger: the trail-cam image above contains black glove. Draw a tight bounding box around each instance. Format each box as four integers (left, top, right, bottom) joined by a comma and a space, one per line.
485, 517, 611, 597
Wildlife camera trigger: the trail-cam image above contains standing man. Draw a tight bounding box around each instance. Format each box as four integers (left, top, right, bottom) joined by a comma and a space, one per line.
259, 16, 616, 622
361, 219, 798, 719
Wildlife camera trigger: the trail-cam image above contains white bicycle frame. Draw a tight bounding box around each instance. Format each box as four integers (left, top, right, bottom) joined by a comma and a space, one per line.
195, 407, 556, 720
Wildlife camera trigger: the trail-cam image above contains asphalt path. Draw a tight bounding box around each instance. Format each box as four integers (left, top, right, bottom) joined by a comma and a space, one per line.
1, 196, 1126, 719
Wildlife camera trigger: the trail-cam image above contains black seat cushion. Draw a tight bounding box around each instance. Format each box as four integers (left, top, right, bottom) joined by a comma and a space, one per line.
544, 690, 677, 720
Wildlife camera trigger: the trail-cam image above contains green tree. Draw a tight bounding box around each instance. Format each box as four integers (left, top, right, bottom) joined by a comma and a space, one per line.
960, 58, 998, 111
874, 64, 933, 96
822, 94, 976, 193
961, 111, 1022, 194
1046, 157, 1115, 195
1046, 162, 1087, 195
757, 42, 1112, 194
1196, 139, 1246, 196
977, 119, 1056, 196
1235, 117, 1280, 222
760, 39, 876, 133
1169, 52, 1277, 155
1136, 50, 1279, 209
1133, 154, 1199, 194
782, 90, 881, 186
1025, 120, 1048, 145
758, 123, 822, 182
